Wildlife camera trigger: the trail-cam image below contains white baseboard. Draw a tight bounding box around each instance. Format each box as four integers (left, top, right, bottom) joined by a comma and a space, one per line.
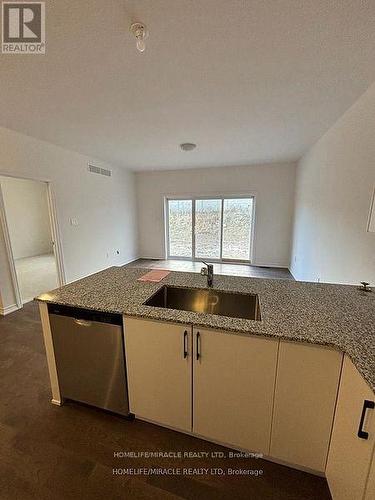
0, 303, 20, 316
121, 255, 141, 265
252, 261, 289, 269
138, 255, 165, 261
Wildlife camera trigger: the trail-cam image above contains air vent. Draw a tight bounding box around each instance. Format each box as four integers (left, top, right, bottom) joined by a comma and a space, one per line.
88, 164, 112, 177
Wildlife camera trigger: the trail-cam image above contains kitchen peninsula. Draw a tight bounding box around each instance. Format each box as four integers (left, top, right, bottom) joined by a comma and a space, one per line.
37, 266, 375, 500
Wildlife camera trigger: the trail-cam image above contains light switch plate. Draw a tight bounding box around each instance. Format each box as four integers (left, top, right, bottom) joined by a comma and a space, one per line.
70, 217, 78, 226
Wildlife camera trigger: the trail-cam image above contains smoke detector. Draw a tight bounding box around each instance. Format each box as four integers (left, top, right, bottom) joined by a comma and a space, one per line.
180, 143, 197, 152
130, 22, 149, 53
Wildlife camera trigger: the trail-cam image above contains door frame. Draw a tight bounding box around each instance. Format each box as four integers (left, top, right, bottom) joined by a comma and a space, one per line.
164, 194, 257, 264
0, 174, 66, 309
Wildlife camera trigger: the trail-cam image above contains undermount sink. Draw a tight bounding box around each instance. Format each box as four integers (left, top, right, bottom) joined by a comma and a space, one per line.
144, 286, 261, 321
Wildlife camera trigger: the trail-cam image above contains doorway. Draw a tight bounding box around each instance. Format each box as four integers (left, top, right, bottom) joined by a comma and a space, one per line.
166, 196, 255, 263
0, 176, 62, 305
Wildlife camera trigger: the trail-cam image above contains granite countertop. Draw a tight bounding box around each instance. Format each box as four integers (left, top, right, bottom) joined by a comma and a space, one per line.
36, 266, 375, 392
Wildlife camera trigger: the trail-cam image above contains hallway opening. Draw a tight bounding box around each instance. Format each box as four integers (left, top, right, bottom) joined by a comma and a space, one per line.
0, 176, 59, 304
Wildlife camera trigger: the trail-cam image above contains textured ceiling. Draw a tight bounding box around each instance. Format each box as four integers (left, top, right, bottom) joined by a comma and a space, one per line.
1, 0, 375, 170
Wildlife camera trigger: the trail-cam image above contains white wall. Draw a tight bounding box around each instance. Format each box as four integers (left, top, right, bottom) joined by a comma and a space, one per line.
0, 126, 138, 313
0, 177, 52, 259
291, 83, 375, 285
136, 162, 296, 267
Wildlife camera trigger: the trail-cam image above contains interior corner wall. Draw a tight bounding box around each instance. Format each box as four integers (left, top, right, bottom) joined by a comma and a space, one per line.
135, 162, 297, 267
0, 126, 138, 313
290, 83, 375, 285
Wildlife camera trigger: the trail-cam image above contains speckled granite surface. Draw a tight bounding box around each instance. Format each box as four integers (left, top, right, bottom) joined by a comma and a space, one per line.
37, 266, 375, 392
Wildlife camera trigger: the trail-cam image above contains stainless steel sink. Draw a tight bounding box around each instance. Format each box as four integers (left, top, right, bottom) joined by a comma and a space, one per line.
144, 286, 261, 321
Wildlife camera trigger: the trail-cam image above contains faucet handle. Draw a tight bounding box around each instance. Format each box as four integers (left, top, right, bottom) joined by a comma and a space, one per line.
202, 261, 213, 269
359, 281, 371, 292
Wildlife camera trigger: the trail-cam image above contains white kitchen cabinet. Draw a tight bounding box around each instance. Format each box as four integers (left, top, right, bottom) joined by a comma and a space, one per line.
270, 341, 342, 472
123, 317, 192, 432
192, 327, 278, 454
326, 356, 375, 500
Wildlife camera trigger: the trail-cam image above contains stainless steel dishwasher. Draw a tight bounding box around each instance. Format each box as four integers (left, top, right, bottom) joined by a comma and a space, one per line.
48, 304, 129, 416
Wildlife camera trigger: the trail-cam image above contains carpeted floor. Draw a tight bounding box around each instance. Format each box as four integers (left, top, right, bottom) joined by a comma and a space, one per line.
0, 302, 331, 499
15, 254, 59, 304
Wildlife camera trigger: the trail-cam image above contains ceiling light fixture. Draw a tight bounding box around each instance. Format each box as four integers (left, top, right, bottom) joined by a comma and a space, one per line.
130, 22, 149, 53
180, 143, 197, 151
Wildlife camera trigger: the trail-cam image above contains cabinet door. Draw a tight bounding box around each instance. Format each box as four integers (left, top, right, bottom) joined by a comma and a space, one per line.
193, 328, 278, 454
124, 317, 192, 432
270, 341, 342, 472
326, 356, 375, 500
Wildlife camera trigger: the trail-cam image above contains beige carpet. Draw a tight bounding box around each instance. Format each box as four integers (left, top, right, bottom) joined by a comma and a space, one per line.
14, 253, 59, 304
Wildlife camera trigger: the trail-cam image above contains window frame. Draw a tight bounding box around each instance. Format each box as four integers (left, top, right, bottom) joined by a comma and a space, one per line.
164, 194, 256, 264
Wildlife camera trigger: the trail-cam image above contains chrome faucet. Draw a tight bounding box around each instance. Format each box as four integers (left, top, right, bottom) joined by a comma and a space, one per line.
201, 261, 214, 287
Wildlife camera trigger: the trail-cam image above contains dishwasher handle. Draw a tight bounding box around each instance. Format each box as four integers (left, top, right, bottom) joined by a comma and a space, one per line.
73, 319, 92, 327
48, 304, 123, 325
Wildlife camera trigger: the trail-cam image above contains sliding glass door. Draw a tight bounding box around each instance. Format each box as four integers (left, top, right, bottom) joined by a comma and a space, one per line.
166, 196, 254, 262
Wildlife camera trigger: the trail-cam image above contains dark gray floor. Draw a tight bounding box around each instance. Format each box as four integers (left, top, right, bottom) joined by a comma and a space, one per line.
0, 302, 331, 499
127, 259, 294, 280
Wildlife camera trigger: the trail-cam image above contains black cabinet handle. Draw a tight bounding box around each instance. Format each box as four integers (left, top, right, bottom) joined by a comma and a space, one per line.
358, 400, 375, 439
183, 330, 188, 359
196, 332, 201, 360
